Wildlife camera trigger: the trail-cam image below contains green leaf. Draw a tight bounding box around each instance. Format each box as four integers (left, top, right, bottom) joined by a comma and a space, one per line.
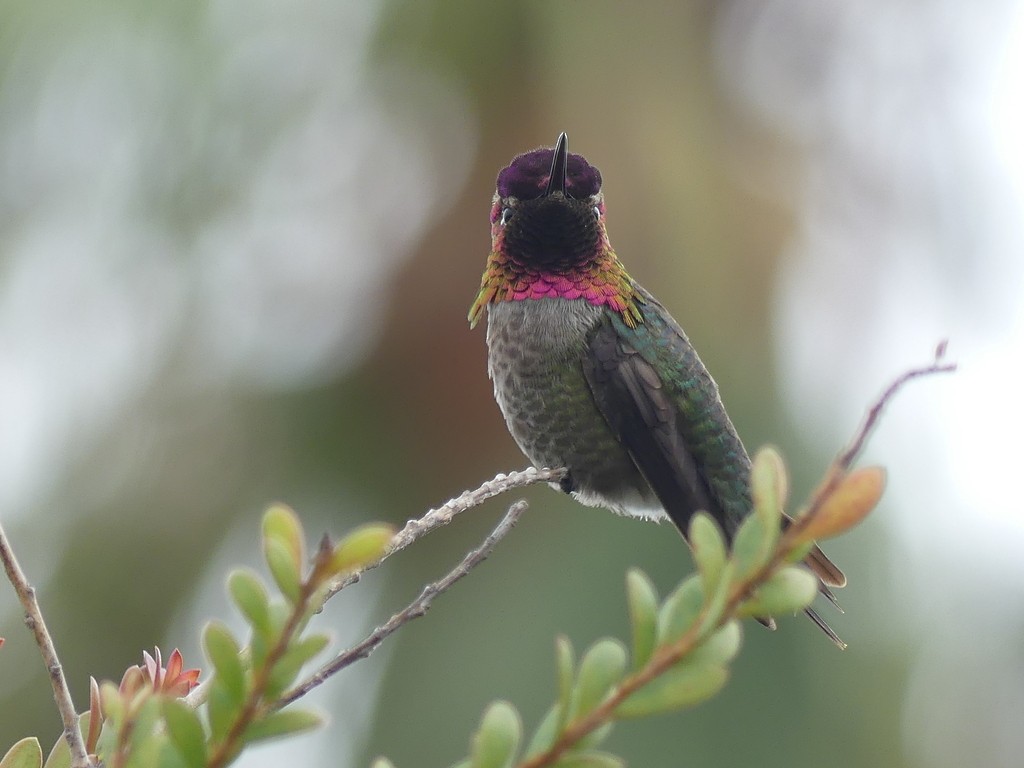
688, 619, 742, 666
92, 685, 124, 762
573, 722, 613, 754
572, 639, 626, 718
206, 679, 239, 743
243, 709, 324, 743
522, 704, 561, 760
1, 737, 42, 768
616, 663, 729, 719
739, 566, 818, 618
730, 513, 777, 581
329, 523, 395, 576
155, 742, 190, 768
41, 734, 68, 768
695, 560, 736, 635
250, 601, 292, 669
625, 569, 658, 670
265, 633, 331, 699
469, 701, 521, 768
555, 636, 575, 719
262, 504, 305, 571
124, 735, 169, 768
123, 696, 163, 763
656, 575, 704, 646
250, 631, 269, 672
203, 622, 246, 702
688, 513, 728, 596
750, 445, 787, 530
163, 699, 208, 768
797, 467, 887, 543
553, 752, 626, 768
264, 537, 302, 604
228, 569, 271, 636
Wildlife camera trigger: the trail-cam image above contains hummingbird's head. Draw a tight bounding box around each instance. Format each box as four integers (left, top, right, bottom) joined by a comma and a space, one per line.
490, 133, 608, 269
469, 133, 644, 329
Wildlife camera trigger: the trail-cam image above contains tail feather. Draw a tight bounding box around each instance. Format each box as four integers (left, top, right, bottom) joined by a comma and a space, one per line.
802, 542, 847, 646
805, 542, 847, 588
754, 526, 848, 646
804, 606, 847, 650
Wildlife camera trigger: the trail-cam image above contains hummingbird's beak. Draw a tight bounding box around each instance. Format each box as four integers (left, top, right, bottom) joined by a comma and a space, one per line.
544, 132, 569, 197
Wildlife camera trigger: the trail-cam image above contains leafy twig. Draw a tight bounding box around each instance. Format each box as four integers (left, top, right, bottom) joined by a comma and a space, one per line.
0, 522, 93, 768
205, 562, 319, 768
186, 471, 561, 711
280, 500, 529, 707
518, 348, 957, 768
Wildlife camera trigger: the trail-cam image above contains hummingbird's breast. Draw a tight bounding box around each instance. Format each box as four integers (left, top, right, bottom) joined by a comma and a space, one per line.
485, 298, 664, 519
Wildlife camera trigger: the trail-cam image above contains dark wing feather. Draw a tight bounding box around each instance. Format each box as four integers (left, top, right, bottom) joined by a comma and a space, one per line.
582, 310, 733, 538
583, 300, 848, 647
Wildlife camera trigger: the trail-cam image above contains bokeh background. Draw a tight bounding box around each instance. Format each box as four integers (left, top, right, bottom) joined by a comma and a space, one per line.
2, 1, 1023, 766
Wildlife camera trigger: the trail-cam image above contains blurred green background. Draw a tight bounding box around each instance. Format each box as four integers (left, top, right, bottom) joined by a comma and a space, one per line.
2, 1, 1023, 766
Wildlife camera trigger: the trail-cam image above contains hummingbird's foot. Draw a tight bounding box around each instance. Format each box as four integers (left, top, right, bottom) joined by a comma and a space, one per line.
558, 473, 576, 495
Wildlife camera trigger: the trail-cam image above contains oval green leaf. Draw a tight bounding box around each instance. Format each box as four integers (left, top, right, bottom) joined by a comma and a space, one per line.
688, 619, 742, 666
41, 733, 68, 768
688, 513, 727, 595
262, 504, 305, 570
163, 699, 208, 768
330, 523, 395, 576
625, 569, 659, 670
470, 701, 521, 768
243, 708, 324, 743
207, 680, 240, 743
1, 738, 42, 768
616, 664, 729, 719
740, 566, 818, 618
751, 445, 788, 528
265, 633, 330, 699
573, 639, 627, 718
228, 569, 271, 635
555, 636, 575, 717
522, 704, 561, 760
731, 513, 777, 581
656, 575, 704, 646
202, 622, 246, 702
264, 538, 302, 604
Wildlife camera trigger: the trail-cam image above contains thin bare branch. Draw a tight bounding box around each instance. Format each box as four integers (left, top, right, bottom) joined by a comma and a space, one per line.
793, 344, 957, 536
186, 471, 560, 711
835, 341, 956, 471
0, 522, 93, 768
279, 499, 529, 707
325, 467, 564, 600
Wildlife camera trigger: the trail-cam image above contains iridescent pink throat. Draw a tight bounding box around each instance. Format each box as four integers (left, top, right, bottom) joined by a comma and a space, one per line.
468, 248, 645, 329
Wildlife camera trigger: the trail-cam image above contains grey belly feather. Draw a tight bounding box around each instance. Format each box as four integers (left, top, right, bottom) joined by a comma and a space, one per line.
485, 299, 665, 520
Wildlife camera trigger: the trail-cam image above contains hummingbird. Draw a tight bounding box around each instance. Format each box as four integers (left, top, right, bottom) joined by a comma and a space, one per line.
469, 133, 846, 644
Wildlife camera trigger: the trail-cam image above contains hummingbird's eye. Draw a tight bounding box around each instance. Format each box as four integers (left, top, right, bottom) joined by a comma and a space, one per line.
500, 207, 513, 226
592, 206, 602, 220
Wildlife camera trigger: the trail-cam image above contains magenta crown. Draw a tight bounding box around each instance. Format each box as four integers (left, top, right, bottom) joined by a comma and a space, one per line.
496, 137, 603, 200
